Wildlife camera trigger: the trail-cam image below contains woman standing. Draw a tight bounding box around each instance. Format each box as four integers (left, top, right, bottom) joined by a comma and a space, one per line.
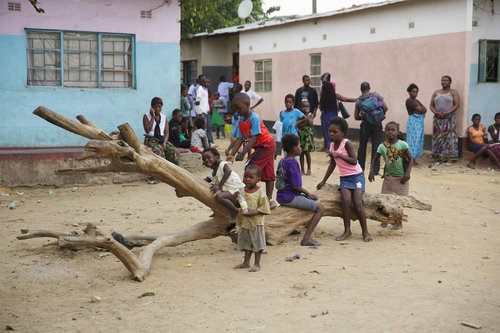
405, 83, 427, 166
429, 75, 460, 163
319, 72, 355, 149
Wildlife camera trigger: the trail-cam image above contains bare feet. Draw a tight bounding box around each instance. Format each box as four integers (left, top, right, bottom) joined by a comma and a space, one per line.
380, 222, 388, 228
306, 170, 312, 175
249, 265, 261, 272
467, 162, 476, 169
391, 222, 402, 230
233, 263, 250, 269
335, 231, 352, 241
363, 232, 373, 242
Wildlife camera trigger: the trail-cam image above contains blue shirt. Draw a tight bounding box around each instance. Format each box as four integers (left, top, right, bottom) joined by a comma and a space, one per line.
280, 108, 305, 136
236, 111, 262, 138
231, 113, 240, 136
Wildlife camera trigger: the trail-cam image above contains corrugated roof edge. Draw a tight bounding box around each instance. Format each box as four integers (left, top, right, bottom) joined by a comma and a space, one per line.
189, 0, 407, 38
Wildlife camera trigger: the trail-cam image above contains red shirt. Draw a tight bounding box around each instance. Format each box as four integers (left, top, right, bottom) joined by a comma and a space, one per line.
237, 111, 273, 148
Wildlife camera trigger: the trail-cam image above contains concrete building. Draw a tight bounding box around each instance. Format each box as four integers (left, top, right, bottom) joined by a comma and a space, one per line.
183, 0, 500, 139
0, 0, 180, 185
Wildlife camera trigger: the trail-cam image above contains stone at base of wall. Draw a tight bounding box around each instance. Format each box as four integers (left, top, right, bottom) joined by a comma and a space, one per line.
0, 149, 203, 187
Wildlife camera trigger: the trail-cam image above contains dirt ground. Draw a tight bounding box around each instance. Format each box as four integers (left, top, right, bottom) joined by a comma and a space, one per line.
1, 137, 499, 332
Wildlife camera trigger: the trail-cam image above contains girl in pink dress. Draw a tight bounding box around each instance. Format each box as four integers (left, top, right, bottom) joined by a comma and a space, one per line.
317, 116, 373, 242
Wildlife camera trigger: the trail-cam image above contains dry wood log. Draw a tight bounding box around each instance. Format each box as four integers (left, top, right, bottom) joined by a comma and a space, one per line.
17, 106, 432, 281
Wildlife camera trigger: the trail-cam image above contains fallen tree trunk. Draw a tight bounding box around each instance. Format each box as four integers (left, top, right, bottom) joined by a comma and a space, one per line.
17, 106, 431, 281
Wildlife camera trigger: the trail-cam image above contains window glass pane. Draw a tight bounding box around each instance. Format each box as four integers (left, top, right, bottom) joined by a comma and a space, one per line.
264, 71, 272, 81
255, 72, 263, 81
101, 35, 132, 88
264, 82, 272, 92
255, 82, 264, 91
27, 31, 62, 86
255, 61, 263, 71
486, 40, 499, 82
264, 60, 272, 71
310, 54, 321, 65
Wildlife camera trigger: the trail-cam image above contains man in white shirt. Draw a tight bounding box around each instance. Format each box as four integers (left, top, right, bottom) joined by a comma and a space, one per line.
196, 76, 214, 145
244, 80, 264, 110
217, 76, 233, 114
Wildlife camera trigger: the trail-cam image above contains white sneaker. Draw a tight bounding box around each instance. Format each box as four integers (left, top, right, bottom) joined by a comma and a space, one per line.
210, 143, 218, 148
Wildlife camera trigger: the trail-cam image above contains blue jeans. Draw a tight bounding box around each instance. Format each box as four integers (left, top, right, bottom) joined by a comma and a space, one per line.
203, 112, 214, 144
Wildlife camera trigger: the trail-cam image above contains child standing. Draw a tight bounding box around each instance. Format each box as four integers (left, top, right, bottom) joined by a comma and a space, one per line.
317, 117, 373, 242
202, 147, 244, 217
190, 117, 209, 154
280, 94, 307, 137
368, 121, 413, 229
297, 100, 315, 175
272, 119, 283, 160
233, 165, 271, 272
277, 134, 325, 246
227, 93, 278, 209
211, 92, 226, 139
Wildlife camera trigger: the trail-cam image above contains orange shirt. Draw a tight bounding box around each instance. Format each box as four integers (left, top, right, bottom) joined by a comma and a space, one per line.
468, 125, 485, 144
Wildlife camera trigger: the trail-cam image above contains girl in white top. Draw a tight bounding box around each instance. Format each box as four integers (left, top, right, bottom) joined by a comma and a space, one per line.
202, 147, 244, 217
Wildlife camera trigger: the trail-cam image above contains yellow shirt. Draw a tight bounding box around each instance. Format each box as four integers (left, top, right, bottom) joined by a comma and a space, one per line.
236, 186, 271, 230
468, 125, 485, 144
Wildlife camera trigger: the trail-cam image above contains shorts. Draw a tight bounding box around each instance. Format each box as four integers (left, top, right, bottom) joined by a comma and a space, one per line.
237, 225, 266, 253
275, 141, 282, 156
279, 194, 317, 211
469, 143, 487, 154
245, 140, 276, 181
338, 172, 365, 192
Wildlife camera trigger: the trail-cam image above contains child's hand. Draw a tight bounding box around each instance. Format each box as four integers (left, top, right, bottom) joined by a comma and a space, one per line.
233, 191, 240, 201
368, 171, 375, 182
316, 181, 326, 190
235, 153, 245, 161
243, 209, 258, 216
329, 151, 340, 159
308, 193, 319, 201
226, 154, 234, 163
401, 175, 410, 184
210, 184, 220, 193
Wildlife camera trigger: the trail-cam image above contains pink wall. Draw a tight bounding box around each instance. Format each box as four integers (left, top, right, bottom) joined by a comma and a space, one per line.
240, 31, 470, 136
0, 0, 179, 43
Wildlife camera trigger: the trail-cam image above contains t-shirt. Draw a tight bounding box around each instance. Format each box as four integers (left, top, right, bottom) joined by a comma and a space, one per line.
467, 125, 486, 144
236, 111, 273, 148
377, 140, 409, 177
280, 108, 305, 136
191, 128, 207, 150
231, 113, 240, 136
168, 119, 182, 148
245, 89, 262, 107
294, 86, 319, 111
272, 121, 283, 142
236, 185, 271, 230
276, 157, 302, 204
208, 160, 244, 194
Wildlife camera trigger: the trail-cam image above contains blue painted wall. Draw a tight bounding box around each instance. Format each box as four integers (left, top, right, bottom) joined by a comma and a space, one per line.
0, 35, 179, 147
468, 64, 500, 128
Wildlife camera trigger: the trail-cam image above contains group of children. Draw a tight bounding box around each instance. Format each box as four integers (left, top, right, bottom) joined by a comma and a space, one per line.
147, 88, 419, 271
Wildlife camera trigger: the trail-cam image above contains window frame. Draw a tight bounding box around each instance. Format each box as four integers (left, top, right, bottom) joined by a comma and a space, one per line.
310, 53, 321, 94
254, 59, 272, 92
26, 29, 136, 88
478, 39, 500, 83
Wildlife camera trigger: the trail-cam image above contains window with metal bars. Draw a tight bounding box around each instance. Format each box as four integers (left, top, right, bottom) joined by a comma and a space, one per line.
478, 39, 499, 83
26, 29, 135, 88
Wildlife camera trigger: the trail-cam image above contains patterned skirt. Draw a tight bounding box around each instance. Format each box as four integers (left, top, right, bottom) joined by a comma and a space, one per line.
144, 136, 179, 165
406, 114, 425, 158
299, 126, 315, 152
431, 114, 459, 162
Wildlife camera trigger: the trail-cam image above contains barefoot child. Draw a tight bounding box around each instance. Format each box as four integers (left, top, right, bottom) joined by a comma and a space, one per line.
368, 121, 413, 229
190, 117, 209, 154
277, 134, 325, 246
316, 117, 373, 242
298, 100, 315, 175
202, 147, 244, 217
227, 93, 278, 209
233, 165, 271, 272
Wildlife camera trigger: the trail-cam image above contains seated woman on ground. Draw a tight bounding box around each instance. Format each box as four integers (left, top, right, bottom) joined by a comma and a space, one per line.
487, 112, 500, 162
467, 113, 500, 169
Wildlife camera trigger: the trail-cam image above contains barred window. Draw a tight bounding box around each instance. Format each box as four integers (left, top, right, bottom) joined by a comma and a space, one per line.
478, 39, 499, 83
310, 53, 321, 94
254, 59, 272, 92
26, 30, 134, 88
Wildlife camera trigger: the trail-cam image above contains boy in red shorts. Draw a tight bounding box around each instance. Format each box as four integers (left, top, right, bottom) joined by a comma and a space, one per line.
227, 93, 278, 208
